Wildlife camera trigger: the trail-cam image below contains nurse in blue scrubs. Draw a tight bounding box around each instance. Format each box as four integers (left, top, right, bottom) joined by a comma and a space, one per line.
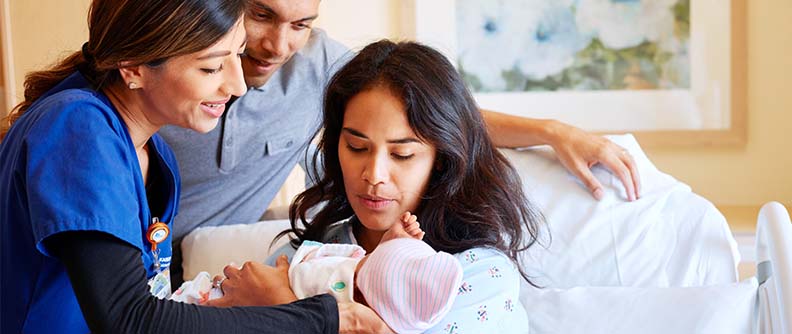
0, 0, 370, 333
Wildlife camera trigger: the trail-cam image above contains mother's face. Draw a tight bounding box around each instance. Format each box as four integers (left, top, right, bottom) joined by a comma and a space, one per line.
338, 86, 437, 232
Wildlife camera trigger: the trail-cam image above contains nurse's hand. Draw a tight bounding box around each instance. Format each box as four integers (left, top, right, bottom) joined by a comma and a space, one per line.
204, 255, 297, 307
338, 302, 394, 334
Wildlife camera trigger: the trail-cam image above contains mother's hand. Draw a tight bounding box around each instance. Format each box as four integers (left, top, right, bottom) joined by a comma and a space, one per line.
338, 302, 394, 334
204, 255, 297, 307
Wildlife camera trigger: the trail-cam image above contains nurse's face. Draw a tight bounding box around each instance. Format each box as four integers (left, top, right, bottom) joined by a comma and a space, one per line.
138, 18, 248, 133
338, 86, 437, 232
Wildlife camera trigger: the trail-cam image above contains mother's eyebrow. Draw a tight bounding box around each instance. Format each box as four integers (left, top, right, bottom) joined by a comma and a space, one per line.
342, 127, 421, 144
387, 138, 421, 144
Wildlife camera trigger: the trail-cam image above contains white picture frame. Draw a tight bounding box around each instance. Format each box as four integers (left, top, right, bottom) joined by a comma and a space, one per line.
403, 0, 746, 147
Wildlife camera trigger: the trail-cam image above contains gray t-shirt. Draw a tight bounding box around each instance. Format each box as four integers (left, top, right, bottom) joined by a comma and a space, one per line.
159, 29, 351, 242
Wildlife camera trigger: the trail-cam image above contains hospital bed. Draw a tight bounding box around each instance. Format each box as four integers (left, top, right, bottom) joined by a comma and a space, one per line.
181, 135, 791, 333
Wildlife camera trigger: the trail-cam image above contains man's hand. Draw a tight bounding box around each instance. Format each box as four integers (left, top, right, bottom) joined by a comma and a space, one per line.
480, 110, 641, 201
338, 302, 394, 334
547, 121, 641, 201
204, 255, 298, 307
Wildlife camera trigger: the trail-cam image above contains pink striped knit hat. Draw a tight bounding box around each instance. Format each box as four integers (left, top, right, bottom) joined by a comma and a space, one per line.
356, 238, 463, 333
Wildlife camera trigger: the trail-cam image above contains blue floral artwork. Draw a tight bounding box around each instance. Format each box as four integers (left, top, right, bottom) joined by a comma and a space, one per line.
456, 0, 690, 92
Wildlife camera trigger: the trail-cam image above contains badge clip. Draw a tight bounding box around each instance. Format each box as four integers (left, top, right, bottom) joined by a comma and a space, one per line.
146, 217, 170, 252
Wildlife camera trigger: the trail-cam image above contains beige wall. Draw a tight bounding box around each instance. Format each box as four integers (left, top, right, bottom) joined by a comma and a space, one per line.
6, 0, 791, 207
316, 0, 404, 50
0, 0, 10, 114
7, 0, 91, 108
315, 0, 792, 207
1, 21, 5, 113
646, 0, 792, 206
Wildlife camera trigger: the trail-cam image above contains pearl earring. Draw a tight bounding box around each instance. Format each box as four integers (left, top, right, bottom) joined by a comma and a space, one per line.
128, 82, 139, 89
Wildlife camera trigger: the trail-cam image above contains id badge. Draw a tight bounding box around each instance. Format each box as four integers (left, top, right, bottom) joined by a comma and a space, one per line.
148, 268, 172, 299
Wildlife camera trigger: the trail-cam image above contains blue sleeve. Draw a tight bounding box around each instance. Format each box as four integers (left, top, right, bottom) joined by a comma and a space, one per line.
426, 248, 529, 334
23, 93, 143, 256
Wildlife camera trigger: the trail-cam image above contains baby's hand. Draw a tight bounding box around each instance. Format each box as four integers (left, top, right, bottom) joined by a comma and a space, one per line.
400, 211, 425, 240
380, 211, 425, 244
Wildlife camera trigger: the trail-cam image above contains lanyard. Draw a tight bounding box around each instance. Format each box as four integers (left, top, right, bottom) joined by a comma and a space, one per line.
146, 217, 170, 272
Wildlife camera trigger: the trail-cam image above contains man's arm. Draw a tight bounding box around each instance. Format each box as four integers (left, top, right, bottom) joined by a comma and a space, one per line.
481, 109, 640, 201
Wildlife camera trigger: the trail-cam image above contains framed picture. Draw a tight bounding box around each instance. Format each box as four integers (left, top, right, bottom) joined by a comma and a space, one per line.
403, 0, 746, 147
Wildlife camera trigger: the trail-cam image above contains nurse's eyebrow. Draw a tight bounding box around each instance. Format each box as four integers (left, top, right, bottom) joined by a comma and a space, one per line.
197, 51, 232, 60
197, 37, 247, 60
342, 127, 421, 144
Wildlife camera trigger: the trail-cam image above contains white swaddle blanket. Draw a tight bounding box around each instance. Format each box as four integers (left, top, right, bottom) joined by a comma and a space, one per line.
288, 241, 366, 302
170, 271, 223, 304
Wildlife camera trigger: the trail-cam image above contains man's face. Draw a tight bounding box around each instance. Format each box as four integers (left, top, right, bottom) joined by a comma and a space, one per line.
242, 0, 320, 88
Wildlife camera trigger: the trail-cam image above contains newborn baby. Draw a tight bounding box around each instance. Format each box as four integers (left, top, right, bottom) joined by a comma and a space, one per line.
174, 213, 463, 333
289, 213, 463, 333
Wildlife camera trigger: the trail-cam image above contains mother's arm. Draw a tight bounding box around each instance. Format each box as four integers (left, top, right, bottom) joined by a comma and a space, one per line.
426, 248, 529, 333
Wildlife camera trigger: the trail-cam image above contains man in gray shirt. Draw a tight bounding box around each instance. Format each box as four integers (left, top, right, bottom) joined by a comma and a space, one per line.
160, 0, 641, 284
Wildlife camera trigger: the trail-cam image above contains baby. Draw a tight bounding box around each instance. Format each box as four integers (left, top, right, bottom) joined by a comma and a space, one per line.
174, 213, 463, 333
291, 213, 463, 331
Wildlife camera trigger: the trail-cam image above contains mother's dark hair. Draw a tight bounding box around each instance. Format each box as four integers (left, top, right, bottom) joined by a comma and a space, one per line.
288, 40, 546, 283
1, 0, 245, 140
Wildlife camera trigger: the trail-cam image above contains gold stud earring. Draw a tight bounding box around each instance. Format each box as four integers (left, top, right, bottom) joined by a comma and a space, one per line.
128, 82, 139, 90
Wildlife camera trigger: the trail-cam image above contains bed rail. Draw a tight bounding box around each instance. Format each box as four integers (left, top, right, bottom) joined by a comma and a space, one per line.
755, 202, 792, 334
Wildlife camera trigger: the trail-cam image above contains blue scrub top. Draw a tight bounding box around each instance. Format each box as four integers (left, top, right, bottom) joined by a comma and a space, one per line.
0, 72, 181, 333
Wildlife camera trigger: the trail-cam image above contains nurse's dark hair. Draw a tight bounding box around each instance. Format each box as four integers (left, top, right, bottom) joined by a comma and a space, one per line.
0, 0, 245, 140
282, 40, 546, 285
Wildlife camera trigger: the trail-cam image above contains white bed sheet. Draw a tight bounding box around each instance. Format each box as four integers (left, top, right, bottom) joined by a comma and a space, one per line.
505, 134, 740, 289
522, 278, 757, 334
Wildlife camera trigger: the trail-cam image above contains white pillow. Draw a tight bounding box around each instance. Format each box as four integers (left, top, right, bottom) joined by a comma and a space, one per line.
181, 219, 293, 279
506, 134, 739, 288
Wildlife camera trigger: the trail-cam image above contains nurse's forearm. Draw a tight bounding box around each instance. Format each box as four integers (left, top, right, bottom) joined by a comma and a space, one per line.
48, 231, 338, 333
